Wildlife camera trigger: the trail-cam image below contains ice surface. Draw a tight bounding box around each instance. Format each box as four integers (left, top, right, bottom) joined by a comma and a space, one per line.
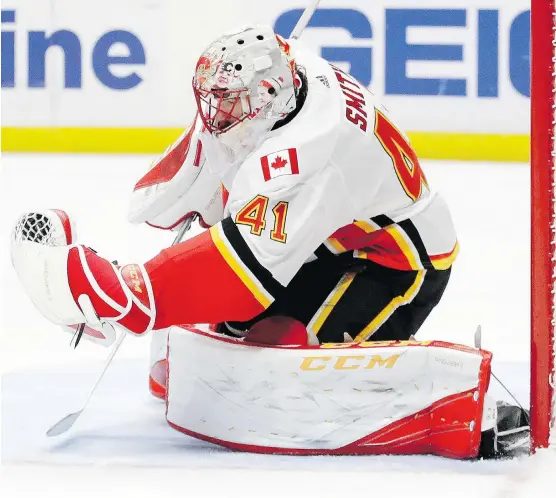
1, 154, 555, 497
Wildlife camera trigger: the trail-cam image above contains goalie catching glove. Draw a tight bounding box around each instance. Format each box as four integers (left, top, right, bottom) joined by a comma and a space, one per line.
11, 209, 155, 340
11, 209, 270, 337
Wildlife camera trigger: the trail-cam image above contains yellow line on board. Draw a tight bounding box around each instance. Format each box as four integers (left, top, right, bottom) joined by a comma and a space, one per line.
408, 131, 529, 163
1, 127, 530, 162
1, 127, 184, 154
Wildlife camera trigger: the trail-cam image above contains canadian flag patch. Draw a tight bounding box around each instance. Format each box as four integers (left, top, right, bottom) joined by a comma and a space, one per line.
260, 148, 299, 181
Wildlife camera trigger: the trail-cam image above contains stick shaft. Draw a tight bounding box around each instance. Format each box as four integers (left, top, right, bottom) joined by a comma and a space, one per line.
83, 329, 127, 406
290, 0, 322, 39
173, 215, 195, 245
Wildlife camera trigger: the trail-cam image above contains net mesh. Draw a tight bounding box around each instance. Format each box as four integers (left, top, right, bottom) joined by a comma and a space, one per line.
12, 212, 57, 246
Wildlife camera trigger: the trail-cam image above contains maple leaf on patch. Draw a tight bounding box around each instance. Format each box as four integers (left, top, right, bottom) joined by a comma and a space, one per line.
271, 156, 288, 170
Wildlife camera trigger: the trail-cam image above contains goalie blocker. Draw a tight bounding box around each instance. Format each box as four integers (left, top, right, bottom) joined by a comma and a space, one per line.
161, 325, 527, 459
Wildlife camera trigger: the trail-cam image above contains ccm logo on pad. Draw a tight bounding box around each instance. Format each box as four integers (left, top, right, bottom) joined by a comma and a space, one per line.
260, 148, 299, 181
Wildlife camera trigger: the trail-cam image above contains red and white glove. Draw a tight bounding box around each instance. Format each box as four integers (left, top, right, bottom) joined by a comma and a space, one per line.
11, 210, 156, 341
128, 115, 228, 231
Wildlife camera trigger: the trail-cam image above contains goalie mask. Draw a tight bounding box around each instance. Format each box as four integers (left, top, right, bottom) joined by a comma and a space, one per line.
193, 26, 297, 167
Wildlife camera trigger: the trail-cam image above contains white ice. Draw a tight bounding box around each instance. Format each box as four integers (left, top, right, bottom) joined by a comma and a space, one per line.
1, 154, 555, 497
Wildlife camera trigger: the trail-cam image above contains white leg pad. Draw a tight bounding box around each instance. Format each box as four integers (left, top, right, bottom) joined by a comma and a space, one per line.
165, 327, 493, 458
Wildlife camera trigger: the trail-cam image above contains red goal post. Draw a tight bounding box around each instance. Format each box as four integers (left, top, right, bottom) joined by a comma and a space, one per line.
531, 0, 556, 451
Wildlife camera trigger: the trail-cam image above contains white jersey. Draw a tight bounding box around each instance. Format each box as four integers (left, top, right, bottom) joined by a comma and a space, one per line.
211, 41, 457, 290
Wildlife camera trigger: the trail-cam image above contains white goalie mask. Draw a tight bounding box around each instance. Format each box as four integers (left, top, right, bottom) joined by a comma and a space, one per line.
193, 26, 298, 168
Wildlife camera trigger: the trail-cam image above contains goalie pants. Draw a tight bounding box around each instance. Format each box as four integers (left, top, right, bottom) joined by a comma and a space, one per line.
226, 254, 451, 343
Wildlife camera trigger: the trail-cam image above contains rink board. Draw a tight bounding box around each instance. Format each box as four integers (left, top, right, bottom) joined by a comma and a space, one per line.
0, 0, 531, 161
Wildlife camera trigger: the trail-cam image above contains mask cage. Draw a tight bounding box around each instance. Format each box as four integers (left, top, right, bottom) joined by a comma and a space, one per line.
193, 83, 253, 136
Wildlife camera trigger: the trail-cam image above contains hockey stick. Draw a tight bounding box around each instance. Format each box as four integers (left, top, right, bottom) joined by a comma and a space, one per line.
172, 215, 194, 244
289, 0, 322, 39
46, 215, 197, 437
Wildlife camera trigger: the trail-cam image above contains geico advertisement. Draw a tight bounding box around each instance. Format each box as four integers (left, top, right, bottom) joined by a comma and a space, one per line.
1, 0, 530, 134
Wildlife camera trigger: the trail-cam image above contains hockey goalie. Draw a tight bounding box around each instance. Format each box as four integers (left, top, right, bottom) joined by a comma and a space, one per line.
11, 25, 529, 459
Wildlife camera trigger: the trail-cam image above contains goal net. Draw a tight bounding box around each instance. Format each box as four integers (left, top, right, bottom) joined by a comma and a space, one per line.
531, 0, 556, 450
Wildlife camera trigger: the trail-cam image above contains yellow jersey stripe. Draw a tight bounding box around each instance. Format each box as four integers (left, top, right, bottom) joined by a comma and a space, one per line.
431, 242, 460, 270
326, 237, 347, 254
354, 220, 378, 233
353, 270, 426, 342
210, 225, 272, 309
308, 272, 357, 335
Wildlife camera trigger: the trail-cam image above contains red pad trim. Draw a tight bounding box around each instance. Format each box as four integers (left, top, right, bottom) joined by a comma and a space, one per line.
150, 375, 167, 400
177, 327, 486, 354
149, 359, 168, 400
221, 184, 229, 208
193, 140, 203, 167
146, 211, 213, 231
134, 125, 195, 190
118, 301, 151, 334
52, 209, 72, 244
145, 230, 265, 329
68, 247, 126, 319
